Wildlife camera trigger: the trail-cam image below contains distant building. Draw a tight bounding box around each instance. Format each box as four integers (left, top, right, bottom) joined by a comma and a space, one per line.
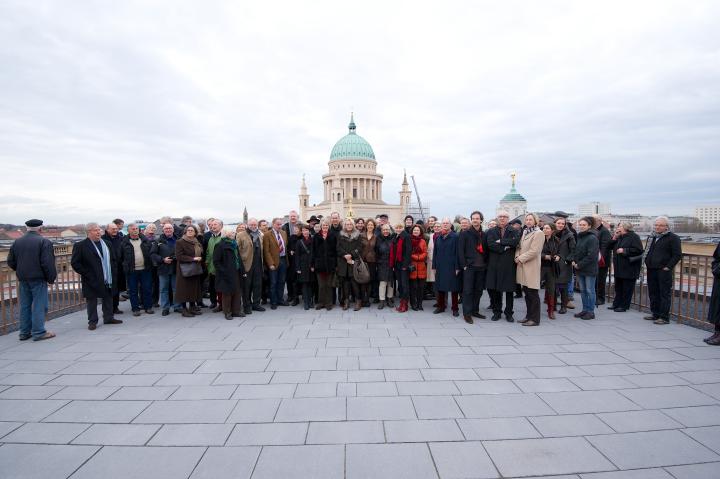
695, 205, 720, 230
299, 114, 411, 224
578, 202, 611, 216
497, 173, 527, 219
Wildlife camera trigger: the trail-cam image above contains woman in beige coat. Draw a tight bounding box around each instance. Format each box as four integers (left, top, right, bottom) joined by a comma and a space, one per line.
515, 213, 545, 326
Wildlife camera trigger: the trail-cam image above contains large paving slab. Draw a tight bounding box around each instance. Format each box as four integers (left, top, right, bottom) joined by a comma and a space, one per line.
0, 296, 718, 477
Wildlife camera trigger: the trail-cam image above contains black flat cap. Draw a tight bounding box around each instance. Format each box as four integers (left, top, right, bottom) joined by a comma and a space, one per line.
378, 213, 389, 219
307, 215, 319, 224
554, 211, 569, 218
25, 219, 43, 227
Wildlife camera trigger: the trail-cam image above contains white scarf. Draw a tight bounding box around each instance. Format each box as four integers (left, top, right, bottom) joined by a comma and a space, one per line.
91, 239, 113, 286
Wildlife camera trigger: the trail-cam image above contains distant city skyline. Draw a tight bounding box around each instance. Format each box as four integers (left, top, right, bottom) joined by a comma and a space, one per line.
1, 1, 718, 224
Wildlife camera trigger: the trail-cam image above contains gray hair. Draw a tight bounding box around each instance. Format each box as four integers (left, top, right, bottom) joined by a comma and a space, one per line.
654, 216, 670, 226
126, 223, 138, 230
618, 221, 634, 231
86, 222, 101, 233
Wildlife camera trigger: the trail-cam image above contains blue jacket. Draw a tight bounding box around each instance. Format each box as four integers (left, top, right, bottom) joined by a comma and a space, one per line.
7, 231, 57, 283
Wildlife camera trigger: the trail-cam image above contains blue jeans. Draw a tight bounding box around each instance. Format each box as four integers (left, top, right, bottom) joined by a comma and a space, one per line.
269, 260, 287, 306
577, 274, 597, 313
159, 273, 180, 311
567, 272, 575, 296
127, 269, 153, 311
19, 280, 48, 339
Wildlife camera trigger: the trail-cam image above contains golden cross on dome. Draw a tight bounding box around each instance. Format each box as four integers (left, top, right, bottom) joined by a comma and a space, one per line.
511, 172, 516, 188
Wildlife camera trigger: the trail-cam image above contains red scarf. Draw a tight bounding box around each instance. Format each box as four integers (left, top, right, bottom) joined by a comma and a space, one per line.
390, 236, 404, 268
411, 236, 423, 254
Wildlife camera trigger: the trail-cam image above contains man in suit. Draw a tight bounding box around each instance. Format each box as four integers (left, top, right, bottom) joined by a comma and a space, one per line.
486, 211, 521, 321
245, 218, 265, 312
458, 211, 489, 324
7, 219, 57, 341
263, 217, 289, 309
71, 223, 123, 330
203, 218, 223, 311
282, 210, 301, 306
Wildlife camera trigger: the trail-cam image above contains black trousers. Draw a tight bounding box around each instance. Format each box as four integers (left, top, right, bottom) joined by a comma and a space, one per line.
208, 274, 218, 305
339, 274, 359, 305
490, 290, 514, 315
596, 266, 609, 303
246, 263, 263, 308
409, 278, 426, 308
286, 258, 297, 300
462, 266, 486, 316
647, 268, 673, 319
301, 283, 313, 308
87, 289, 113, 324
523, 286, 540, 322
612, 277, 636, 310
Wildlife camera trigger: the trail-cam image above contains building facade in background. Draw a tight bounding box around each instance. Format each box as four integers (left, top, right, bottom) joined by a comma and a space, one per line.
695, 205, 720, 230
497, 173, 527, 219
578, 201, 611, 217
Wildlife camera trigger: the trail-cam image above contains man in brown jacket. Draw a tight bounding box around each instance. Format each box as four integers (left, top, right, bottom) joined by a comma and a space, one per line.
263, 218, 289, 309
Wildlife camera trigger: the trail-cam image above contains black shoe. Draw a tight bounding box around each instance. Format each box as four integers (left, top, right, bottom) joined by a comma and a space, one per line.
583, 312, 595, 320
418, 305, 424, 311
153, 303, 160, 308
261, 299, 267, 305
607, 305, 617, 310
252, 305, 266, 312
145, 309, 155, 314
161, 309, 169, 316
132, 310, 141, 317
378, 302, 385, 310
270, 305, 277, 310
113, 309, 123, 315
278, 301, 290, 307
372, 298, 380, 303
491, 313, 501, 321
233, 312, 245, 317
212, 306, 223, 313
703, 333, 719, 344
505, 314, 514, 322
574, 312, 586, 318
614, 308, 626, 312
225, 313, 233, 320
643, 315, 656, 321
433, 308, 445, 314
452, 310, 459, 317
463, 315, 474, 324
88, 323, 97, 330
472, 312, 486, 319
708, 336, 720, 346
19, 334, 31, 341
244, 309, 252, 315
103, 319, 123, 324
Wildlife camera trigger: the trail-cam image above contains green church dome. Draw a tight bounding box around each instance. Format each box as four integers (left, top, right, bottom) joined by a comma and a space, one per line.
501, 175, 526, 202
330, 114, 376, 160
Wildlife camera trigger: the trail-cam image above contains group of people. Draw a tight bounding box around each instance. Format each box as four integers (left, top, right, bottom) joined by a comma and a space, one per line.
8, 211, 720, 345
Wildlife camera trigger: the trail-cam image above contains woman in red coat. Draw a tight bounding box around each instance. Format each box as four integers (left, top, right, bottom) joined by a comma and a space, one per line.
409, 224, 428, 311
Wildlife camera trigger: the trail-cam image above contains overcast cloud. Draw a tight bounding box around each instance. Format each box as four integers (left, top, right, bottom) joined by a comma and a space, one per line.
1, 0, 718, 225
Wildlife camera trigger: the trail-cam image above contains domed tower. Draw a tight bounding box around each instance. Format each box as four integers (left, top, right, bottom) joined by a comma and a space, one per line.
497, 173, 527, 219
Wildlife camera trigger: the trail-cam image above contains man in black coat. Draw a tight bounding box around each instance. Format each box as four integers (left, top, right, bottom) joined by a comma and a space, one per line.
644, 216, 682, 325
102, 222, 125, 315
7, 219, 57, 341
594, 215, 613, 305
71, 223, 122, 330
120, 223, 155, 316
282, 210, 301, 306
458, 211, 489, 324
151, 223, 181, 316
485, 211, 520, 321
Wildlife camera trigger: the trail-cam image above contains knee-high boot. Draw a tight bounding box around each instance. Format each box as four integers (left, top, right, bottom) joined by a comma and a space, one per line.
559, 289, 568, 315
547, 291, 556, 319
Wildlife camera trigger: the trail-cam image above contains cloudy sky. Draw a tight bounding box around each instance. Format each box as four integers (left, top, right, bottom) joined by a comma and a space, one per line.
1, 0, 718, 225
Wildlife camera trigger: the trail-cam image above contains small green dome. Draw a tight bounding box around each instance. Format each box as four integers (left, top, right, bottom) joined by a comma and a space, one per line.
330, 114, 376, 160
501, 185, 526, 202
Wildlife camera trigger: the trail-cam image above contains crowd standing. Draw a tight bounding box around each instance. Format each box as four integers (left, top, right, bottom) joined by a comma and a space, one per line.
7, 211, 719, 345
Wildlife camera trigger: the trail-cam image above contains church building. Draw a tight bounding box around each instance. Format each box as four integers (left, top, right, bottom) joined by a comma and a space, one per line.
299, 114, 411, 224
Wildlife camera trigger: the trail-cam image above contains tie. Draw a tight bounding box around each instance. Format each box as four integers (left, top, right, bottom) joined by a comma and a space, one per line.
276, 231, 285, 255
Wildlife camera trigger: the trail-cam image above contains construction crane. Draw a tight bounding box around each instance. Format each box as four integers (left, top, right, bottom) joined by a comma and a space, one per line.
410, 175, 425, 221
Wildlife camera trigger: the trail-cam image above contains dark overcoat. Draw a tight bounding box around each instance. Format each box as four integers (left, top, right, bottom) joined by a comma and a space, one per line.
175, 237, 203, 302
213, 239, 246, 294
312, 232, 337, 273
71, 238, 118, 299
610, 231, 644, 280
150, 234, 177, 276
432, 231, 461, 292
486, 226, 520, 292
294, 237, 314, 283
554, 229, 576, 283
573, 230, 599, 276
708, 243, 720, 325
375, 234, 395, 282
336, 229, 362, 278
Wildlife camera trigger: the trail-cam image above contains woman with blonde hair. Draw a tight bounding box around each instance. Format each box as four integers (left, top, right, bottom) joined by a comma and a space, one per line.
515, 213, 545, 326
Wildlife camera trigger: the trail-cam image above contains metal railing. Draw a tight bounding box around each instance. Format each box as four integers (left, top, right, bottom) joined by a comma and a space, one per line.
1, 245, 85, 335
606, 251, 716, 330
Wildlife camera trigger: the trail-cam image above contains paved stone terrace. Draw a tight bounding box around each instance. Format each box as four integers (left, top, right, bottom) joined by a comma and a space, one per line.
1, 298, 719, 479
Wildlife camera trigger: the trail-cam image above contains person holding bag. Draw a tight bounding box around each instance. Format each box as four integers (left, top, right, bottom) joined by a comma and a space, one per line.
336, 219, 362, 311
175, 224, 204, 317
515, 213, 545, 326
213, 230, 247, 320
295, 224, 315, 310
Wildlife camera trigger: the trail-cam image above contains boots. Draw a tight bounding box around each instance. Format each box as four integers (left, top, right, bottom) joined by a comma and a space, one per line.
378, 300, 385, 310
559, 289, 568, 314
396, 299, 408, 313
547, 292, 556, 320
354, 301, 362, 311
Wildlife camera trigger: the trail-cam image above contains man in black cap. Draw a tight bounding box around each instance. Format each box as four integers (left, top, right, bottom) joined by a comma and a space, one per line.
7, 219, 57, 341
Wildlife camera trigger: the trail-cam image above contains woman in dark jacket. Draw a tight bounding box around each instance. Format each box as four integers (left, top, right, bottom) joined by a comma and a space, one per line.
336, 219, 363, 311
541, 223, 560, 319
213, 230, 247, 320
360, 219, 378, 306
554, 218, 576, 314
375, 224, 395, 309
704, 242, 720, 345
432, 218, 461, 317
392, 223, 412, 313
608, 222, 644, 312
312, 220, 337, 310
571, 217, 600, 320
295, 225, 314, 310
175, 225, 204, 317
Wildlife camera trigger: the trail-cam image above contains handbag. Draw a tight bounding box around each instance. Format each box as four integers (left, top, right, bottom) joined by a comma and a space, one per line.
628, 254, 643, 264
352, 250, 370, 284
179, 261, 203, 278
